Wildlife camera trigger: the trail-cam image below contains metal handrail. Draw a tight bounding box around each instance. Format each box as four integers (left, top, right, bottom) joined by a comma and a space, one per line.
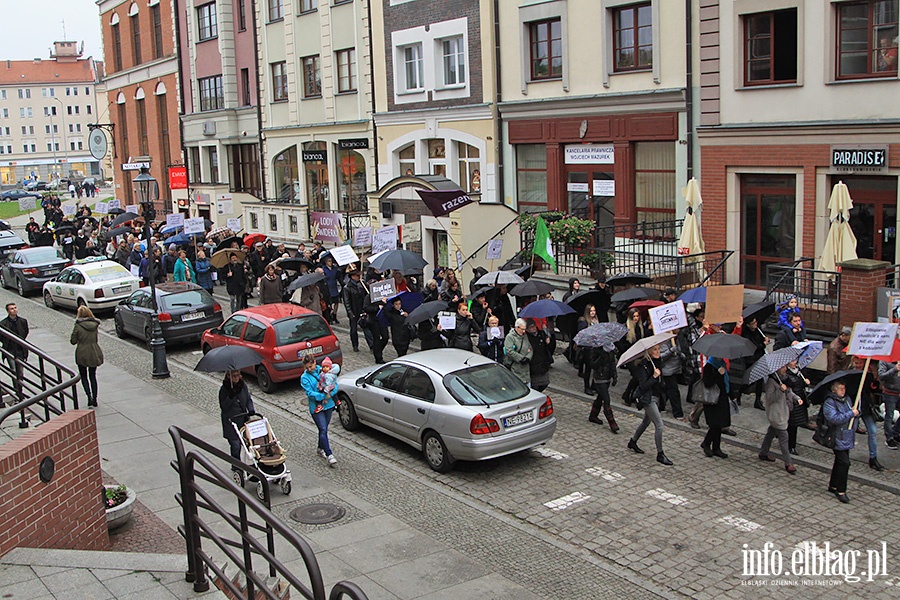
169, 426, 369, 600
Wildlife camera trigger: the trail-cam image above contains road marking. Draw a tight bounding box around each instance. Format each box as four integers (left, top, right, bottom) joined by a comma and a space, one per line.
645, 488, 690, 506
544, 492, 590, 512
586, 467, 625, 482
718, 515, 763, 532
532, 447, 568, 460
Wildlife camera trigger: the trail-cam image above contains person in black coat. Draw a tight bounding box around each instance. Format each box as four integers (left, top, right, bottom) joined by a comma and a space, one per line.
738, 317, 768, 409
477, 315, 504, 363
219, 370, 255, 463
342, 269, 368, 352
441, 301, 481, 351
225, 254, 248, 314
470, 291, 492, 330
701, 357, 732, 458
784, 360, 810, 455
627, 346, 672, 465
592, 277, 612, 323
363, 294, 389, 364
418, 317, 445, 350
525, 319, 552, 392
774, 313, 807, 350
488, 285, 516, 332
588, 345, 619, 432
385, 297, 411, 357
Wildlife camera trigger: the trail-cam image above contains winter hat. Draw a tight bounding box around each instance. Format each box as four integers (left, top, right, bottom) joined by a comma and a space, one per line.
321, 357, 333, 369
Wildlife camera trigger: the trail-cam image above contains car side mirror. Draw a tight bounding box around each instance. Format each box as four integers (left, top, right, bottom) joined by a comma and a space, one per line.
118, 299, 127, 305
356, 376, 367, 388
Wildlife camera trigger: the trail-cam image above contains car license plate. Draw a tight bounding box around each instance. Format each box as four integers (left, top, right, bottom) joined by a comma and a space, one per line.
504, 411, 533, 427
113, 285, 130, 294
297, 346, 323, 358
45, 269, 59, 276
182, 312, 205, 322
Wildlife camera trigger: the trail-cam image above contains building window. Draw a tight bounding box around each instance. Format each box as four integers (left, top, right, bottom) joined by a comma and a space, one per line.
208, 147, 219, 183
229, 143, 260, 196
441, 36, 466, 86
268, 0, 283, 22
304, 141, 328, 210
198, 3, 218, 41
337, 148, 366, 212
302, 55, 322, 98
273, 146, 299, 201
300, 0, 317, 13
634, 141, 675, 225
336, 48, 357, 93
157, 93, 171, 194
87, 105, 92, 114
238, 0, 247, 30
17, 89, 31, 99
401, 44, 424, 92
190, 146, 202, 182
271, 61, 288, 101
112, 23, 123, 71
741, 174, 796, 288
0, 90, 5, 100
118, 101, 133, 204
241, 68, 252, 106
250, 213, 259, 229
837, 0, 898, 78
289, 215, 298, 233
131, 14, 142, 65
152, 4, 164, 59
744, 9, 798, 85
457, 142, 480, 193
516, 144, 548, 212
136, 98, 149, 155
613, 3, 652, 71
268, 214, 278, 231
530, 19, 562, 80
399, 144, 415, 176
199, 75, 224, 111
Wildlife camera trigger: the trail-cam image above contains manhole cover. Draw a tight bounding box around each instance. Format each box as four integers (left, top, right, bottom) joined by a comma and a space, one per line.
289, 503, 346, 524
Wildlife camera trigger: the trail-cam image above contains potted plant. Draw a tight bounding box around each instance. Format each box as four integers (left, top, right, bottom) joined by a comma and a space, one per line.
104, 484, 137, 530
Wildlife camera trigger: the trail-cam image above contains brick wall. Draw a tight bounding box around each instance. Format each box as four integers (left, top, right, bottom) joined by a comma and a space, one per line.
838, 259, 890, 327
0, 410, 109, 557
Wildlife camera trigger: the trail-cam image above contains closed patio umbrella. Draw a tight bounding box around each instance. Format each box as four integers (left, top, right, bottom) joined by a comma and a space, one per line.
678, 178, 707, 279
819, 181, 858, 278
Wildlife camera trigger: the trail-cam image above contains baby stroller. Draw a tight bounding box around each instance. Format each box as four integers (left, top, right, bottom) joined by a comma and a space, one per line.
231, 413, 292, 499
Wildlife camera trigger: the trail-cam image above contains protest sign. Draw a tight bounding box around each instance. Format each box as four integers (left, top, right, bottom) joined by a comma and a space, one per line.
486, 239, 503, 261
226, 217, 241, 231
438, 312, 456, 330
108, 199, 121, 210
401, 221, 421, 244
372, 226, 398, 254
649, 300, 687, 334
370, 278, 397, 302
705, 285, 744, 325
848, 322, 898, 356
125, 204, 138, 215
166, 213, 185, 229
329, 244, 359, 266
183, 217, 205, 235
310, 212, 346, 243
94, 202, 109, 214
353, 227, 373, 247
62, 204, 77, 216
18, 197, 36, 211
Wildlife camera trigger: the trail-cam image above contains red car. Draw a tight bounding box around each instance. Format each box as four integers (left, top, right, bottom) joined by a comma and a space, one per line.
201, 303, 342, 393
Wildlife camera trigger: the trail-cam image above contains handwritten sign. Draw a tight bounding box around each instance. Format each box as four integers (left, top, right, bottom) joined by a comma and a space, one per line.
226, 218, 241, 231
705, 285, 744, 325
125, 204, 138, 215
401, 221, 421, 244
310, 212, 345, 243
18, 197, 36, 211
353, 227, 373, 247
848, 322, 899, 356
369, 278, 397, 302
649, 300, 687, 334
372, 226, 398, 254
438, 312, 456, 330
183, 217, 206, 235
108, 199, 121, 210
62, 204, 77, 216
456, 251, 463, 270
94, 202, 109, 214
486, 239, 503, 261
166, 213, 185, 229
329, 244, 359, 267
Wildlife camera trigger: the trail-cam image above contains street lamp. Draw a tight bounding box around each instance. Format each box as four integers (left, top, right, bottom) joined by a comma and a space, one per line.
133, 166, 169, 379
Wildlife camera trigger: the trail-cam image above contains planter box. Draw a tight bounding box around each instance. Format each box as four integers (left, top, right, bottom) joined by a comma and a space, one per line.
105, 485, 137, 530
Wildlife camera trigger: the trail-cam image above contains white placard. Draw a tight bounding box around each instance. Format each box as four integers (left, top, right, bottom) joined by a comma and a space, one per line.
369, 279, 397, 302
245, 419, 269, 440
329, 245, 360, 266
848, 322, 899, 356
130, 265, 140, 278
593, 179, 616, 197
486, 239, 503, 261
126, 204, 138, 215
401, 221, 421, 244
564, 144, 615, 165
353, 227, 373, 247
62, 204, 77, 216
226, 218, 241, 231
567, 183, 589, 192
372, 226, 398, 254
94, 202, 109, 214
438, 312, 456, 330
18, 197, 36, 211
166, 213, 185, 228
183, 217, 206, 235
649, 300, 688, 334
489, 326, 505, 340
108, 199, 121, 210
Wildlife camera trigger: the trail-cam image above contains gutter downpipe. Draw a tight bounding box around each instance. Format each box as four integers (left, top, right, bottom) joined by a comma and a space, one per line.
685, 0, 694, 180
251, 0, 267, 200
493, 0, 504, 208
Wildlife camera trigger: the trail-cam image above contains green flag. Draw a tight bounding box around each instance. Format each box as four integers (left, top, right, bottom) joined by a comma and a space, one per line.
533, 216, 557, 273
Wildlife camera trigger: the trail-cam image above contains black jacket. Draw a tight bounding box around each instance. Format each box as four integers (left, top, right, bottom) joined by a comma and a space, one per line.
225, 263, 247, 296
774, 326, 806, 350
219, 378, 255, 441
701, 362, 732, 429
477, 329, 504, 362
590, 347, 618, 384
441, 315, 481, 351
527, 330, 552, 375
418, 320, 445, 350
635, 358, 664, 406
342, 278, 368, 319
385, 305, 411, 347
0, 315, 29, 359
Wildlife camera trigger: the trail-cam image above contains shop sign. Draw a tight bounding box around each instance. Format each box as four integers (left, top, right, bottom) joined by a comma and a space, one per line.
302, 150, 327, 163
564, 144, 614, 165
309, 211, 346, 243
567, 183, 589, 192
831, 146, 888, 172
338, 138, 369, 150
169, 166, 188, 190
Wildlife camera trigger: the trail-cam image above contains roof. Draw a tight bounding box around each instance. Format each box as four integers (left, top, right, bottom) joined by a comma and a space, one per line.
154, 282, 203, 295
0, 58, 98, 86
395, 349, 492, 372
235, 302, 320, 322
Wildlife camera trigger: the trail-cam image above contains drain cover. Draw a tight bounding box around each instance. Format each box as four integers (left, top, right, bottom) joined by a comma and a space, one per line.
290, 503, 346, 524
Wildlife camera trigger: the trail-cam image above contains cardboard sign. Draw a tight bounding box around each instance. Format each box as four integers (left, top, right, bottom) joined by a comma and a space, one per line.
183, 217, 206, 235
329, 244, 359, 267
18, 197, 36, 211
108, 199, 121, 210
848, 322, 899, 356
369, 279, 397, 302
226, 218, 241, 231
486, 239, 503, 261
372, 226, 398, 254
94, 202, 109, 214
438, 312, 456, 330
649, 300, 688, 334
62, 204, 77, 216
705, 285, 745, 325
353, 227, 373, 247
125, 204, 138, 215
401, 221, 421, 244
310, 212, 346, 243
166, 213, 185, 229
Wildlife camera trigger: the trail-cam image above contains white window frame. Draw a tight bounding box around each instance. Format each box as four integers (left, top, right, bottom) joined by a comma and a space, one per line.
401, 43, 424, 93
391, 18, 469, 105
439, 35, 466, 88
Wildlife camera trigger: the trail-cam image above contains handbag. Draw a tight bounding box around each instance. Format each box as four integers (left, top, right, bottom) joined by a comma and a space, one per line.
699, 384, 720, 405
812, 409, 838, 449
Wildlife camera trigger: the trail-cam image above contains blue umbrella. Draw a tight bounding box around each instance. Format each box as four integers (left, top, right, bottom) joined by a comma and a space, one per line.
519, 299, 575, 319
377, 291, 424, 328
679, 287, 706, 303
167, 232, 204, 246
159, 223, 182, 235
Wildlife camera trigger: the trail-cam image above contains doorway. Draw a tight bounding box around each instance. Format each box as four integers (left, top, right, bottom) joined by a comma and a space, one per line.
740, 174, 797, 288
840, 176, 898, 263
566, 170, 615, 241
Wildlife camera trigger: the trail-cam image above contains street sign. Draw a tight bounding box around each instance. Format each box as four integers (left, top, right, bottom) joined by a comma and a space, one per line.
122, 162, 150, 171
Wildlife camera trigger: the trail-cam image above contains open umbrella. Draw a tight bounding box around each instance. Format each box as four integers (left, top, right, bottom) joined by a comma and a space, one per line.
819, 181, 858, 277
244, 233, 267, 247
605, 272, 652, 287
286, 271, 326, 293
110, 211, 139, 228
519, 299, 575, 319
270, 257, 311, 272
808, 370, 864, 405
573, 322, 628, 348
679, 286, 707, 303
107, 207, 126, 216
470, 286, 492, 300
629, 300, 664, 311
746, 346, 805, 384
207, 226, 233, 240
692, 333, 757, 360
610, 287, 657, 303
159, 223, 182, 235
195, 346, 262, 373
742, 301, 777, 325
795, 340, 824, 370
104, 225, 132, 240
475, 270, 525, 286
509, 280, 554, 297
678, 178, 706, 259
210, 248, 245, 269
215, 235, 243, 253
167, 232, 204, 246
406, 300, 450, 326
616, 332, 676, 367
369, 248, 428, 273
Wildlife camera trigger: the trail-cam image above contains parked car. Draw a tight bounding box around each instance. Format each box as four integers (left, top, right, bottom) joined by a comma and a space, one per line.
43, 258, 141, 312
23, 180, 49, 191
200, 303, 342, 393
336, 350, 557, 472
0, 230, 27, 261
114, 282, 223, 346
0, 247, 69, 296
1, 189, 41, 201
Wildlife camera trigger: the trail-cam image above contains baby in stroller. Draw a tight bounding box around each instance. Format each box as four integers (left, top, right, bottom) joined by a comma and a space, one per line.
315, 357, 341, 413
234, 413, 292, 496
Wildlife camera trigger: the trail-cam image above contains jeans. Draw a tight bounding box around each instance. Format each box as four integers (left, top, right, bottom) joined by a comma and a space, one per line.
632, 398, 664, 452
311, 408, 333, 456
228, 438, 242, 461
662, 374, 683, 418
862, 414, 878, 459
884, 394, 900, 440
829, 449, 851, 493
760, 426, 792, 465
78, 365, 98, 401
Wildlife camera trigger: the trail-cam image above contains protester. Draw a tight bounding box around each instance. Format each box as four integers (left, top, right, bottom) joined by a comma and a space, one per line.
219, 370, 255, 462
477, 315, 505, 363
385, 296, 412, 357
849, 355, 885, 471
700, 357, 731, 458
363, 294, 389, 364
737, 316, 768, 410
258, 264, 283, 305
322, 255, 342, 323
195, 250, 214, 295
620, 307, 646, 406
823, 380, 858, 503
774, 313, 807, 350
504, 318, 532, 385
225, 254, 248, 313
658, 333, 684, 419
784, 360, 811, 453
0, 303, 29, 391
525, 318, 552, 392
827, 326, 852, 373
470, 290, 492, 329
418, 317, 445, 351
342, 268, 368, 352
441, 300, 481, 351
563, 278, 580, 302
758, 366, 801, 474
173, 250, 195, 283
777, 295, 802, 332
163, 244, 179, 282
592, 276, 612, 322
70, 306, 103, 408
627, 345, 672, 465
439, 269, 464, 304
300, 355, 338, 465
878, 358, 900, 449
588, 343, 619, 432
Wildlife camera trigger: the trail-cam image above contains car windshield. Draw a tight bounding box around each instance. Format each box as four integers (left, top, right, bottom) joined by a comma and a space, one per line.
160, 290, 211, 310
443, 363, 530, 406
23, 248, 63, 264
85, 264, 130, 282
273, 315, 331, 346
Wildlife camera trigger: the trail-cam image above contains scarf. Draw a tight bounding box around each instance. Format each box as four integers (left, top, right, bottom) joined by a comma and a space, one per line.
707, 357, 729, 393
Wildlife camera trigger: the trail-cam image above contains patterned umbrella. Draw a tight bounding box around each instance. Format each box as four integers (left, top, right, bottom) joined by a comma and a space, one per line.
795, 340, 824, 370
573, 322, 628, 349
746, 346, 805, 384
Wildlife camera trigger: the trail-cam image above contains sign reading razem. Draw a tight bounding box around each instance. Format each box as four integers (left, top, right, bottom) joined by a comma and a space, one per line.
831, 146, 888, 172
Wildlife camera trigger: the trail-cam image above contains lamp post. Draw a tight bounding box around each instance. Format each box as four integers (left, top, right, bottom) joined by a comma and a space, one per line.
133, 166, 170, 379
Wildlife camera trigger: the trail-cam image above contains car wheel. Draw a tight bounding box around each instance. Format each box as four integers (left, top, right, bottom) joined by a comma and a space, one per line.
422, 431, 454, 473
256, 366, 276, 393
16, 277, 25, 297
43, 291, 55, 308
114, 315, 126, 339
201, 343, 212, 355
280, 480, 291, 495
337, 394, 359, 431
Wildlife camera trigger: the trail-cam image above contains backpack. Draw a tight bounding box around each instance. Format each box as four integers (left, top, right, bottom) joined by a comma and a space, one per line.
812, 407, 838, 449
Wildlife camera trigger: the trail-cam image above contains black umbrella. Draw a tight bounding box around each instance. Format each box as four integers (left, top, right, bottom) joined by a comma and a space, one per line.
742, 301, 777, 326
104, 225, 133, 240
286, 271, 326, 293
108, 208, 126, 216
610, 287, 657, 303
808, 370, 865, 405
509, 280, 554, 297
691, 333, 757, 360
215, 235, 243, 253
470, 286, 492, 300
518, 299, 575, 319
271, 257, 311, 272
514, 265, 533, 281
369, 248, 428, 273
406, 300, 450, 326
606, 272, 653, 287
110, 211, 139, 228
195, 346, 263, 373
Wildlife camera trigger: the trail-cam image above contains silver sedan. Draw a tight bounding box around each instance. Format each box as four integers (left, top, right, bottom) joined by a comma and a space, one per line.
336, 349, 557, 472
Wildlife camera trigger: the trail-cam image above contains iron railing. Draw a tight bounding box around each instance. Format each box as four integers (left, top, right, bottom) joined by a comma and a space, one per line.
0, 328, 81, 429
765, 258, 841, 337
169, 426, 369, 600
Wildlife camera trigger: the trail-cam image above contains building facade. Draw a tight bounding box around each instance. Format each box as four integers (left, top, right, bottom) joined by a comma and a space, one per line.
98, 0, 185, 215
697, 0, 900, 287
0, 42, 104, 186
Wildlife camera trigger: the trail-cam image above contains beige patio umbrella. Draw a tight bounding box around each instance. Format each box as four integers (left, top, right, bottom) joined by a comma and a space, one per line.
819, 181, 858, 276
678, 178, 706, 276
